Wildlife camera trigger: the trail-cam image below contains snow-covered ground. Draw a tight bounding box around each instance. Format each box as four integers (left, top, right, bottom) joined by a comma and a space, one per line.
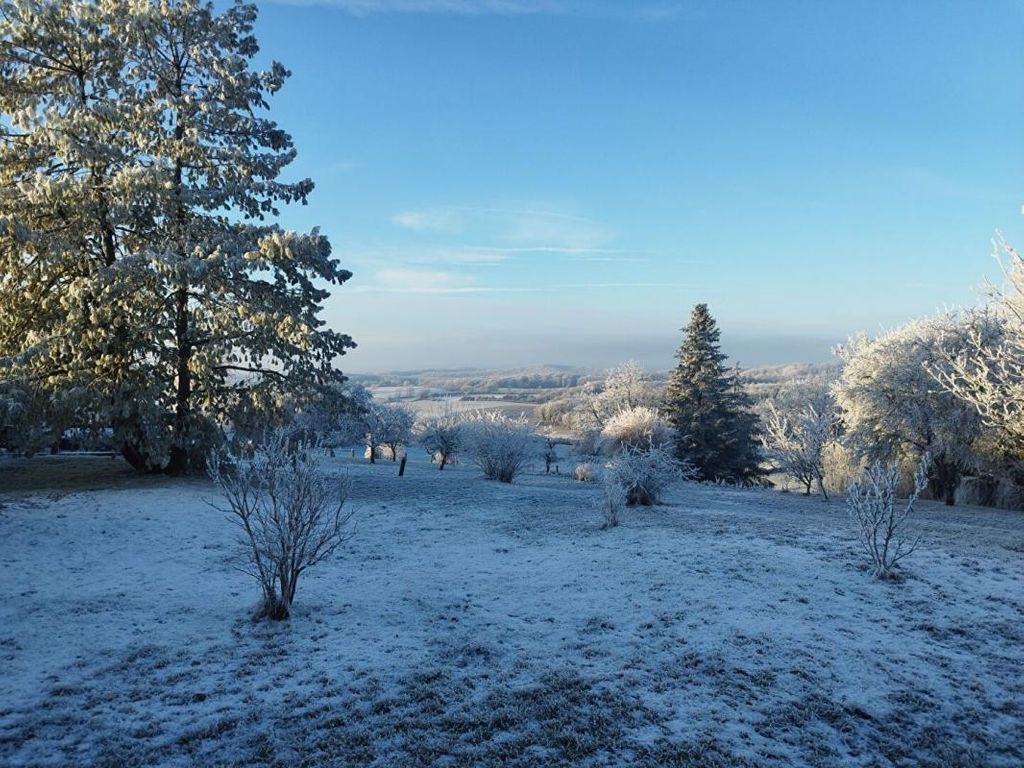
1, 453, 1022, 767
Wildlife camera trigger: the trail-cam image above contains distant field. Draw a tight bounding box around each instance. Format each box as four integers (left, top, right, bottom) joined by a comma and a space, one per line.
400, 398, 538, 422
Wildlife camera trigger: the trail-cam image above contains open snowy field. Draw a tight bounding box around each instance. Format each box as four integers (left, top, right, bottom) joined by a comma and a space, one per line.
1, 454, 1022, 767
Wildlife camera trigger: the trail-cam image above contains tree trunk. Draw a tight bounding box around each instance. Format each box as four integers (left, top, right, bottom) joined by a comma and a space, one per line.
167, 287, 192, 475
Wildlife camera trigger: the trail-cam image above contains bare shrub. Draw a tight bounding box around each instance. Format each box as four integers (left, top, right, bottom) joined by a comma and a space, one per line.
605, 440, 692, 506
847, 455, 929, 579
599, 475, 626, 529
463, 412, 534, 483
599, 406, 675, 455
574, 462, 594, 482
416, 399, 463, 470
208, 430, 354, 620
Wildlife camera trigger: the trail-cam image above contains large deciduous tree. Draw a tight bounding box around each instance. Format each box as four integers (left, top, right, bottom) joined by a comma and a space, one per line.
663, 304, 762, 483
933, 236, 1024, 464
833, 314, 997, 505
0, 0, 354, 473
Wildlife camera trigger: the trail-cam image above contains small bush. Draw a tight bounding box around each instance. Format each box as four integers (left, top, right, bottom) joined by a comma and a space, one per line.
599, 475, 626, 529
463, 412, 534, 483
209, 430, 354, 620
574, 463, 594, 482
605, 440, 691, 506
599, 406, 674, 455
847, 456, 928, 579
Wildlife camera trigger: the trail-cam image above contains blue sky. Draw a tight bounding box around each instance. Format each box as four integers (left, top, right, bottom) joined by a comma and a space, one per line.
252, 0, 1024, 372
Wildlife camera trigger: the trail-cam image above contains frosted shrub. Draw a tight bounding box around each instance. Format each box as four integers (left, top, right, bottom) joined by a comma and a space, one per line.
605, 440, 691, 506
574, 462, 594, 482
463, 412, 534, 483
599, 406, 675, 455
209, 430, 354, 620
847, 456, 929, 579
599, 475, 627, 529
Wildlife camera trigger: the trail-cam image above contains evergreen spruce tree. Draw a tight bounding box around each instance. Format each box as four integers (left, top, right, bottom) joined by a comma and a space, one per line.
0, 0, 354, 473
663, 304, 762, 482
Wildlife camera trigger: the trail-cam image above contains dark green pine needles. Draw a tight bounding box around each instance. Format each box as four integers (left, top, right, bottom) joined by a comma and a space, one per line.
663, 304, 763, 484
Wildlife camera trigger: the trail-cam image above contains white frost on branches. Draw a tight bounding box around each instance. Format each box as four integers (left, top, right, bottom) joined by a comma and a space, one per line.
359, 403, 415, 462
208, 430, 354, 620
415, 399, 463, 470
599, 405, 675, 456
932, 236, 1024, 459
847, 455, 929, 579
760, 393, 835, 498
604, 440, 692, 506
463, 411, 534, 483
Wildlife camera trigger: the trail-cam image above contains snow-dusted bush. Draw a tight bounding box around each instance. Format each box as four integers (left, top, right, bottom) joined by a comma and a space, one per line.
209, 430, 354, 620
573, 361, 660, 433
598, 474, 627, 529
463, 412, 534, 483
599, 405, 674, 455
761, 393, 835, 497
416, 400, 463, 470
847, 456, 929, 580
574, 462, 594, 482
359, 404, 415, 463
605, 440, 690, 506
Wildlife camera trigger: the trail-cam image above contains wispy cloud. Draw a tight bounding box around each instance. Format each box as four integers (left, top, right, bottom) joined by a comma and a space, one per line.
391, 204, 614, 252
365, 268, 480, 292
273, 0, 686, 20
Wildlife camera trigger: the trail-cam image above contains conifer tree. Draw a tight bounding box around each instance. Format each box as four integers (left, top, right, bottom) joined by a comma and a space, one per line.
663, 304, 761, 482
0, 0, 354, 473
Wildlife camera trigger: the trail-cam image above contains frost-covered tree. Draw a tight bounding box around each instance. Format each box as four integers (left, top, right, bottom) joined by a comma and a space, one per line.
933, 237, 1024, 461
663, 304, 761, 483
834, 314, 995, 505
760, 390, 836, 497
0, 0, 353, 474
416, 399, 463, 469
289, 382, 371, 451
360, 403, 414, 462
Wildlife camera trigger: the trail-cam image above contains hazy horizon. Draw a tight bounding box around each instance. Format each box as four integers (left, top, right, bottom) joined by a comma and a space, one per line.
340, 329, 841, 374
